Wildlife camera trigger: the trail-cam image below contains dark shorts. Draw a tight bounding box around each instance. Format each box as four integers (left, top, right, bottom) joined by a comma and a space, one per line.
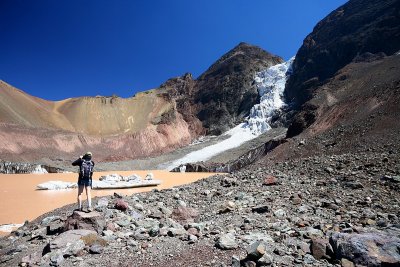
78, 178, 92, 187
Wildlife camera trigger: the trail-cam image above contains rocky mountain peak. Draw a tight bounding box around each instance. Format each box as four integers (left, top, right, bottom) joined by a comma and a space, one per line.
285, 0, 400, 108
195, 43, 283, 135
198, 42, 282, 81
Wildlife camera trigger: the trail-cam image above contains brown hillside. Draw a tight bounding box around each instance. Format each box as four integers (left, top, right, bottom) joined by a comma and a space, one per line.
265, 54, 400, 162
0, 81, 176, 136
0, 81, 194, 162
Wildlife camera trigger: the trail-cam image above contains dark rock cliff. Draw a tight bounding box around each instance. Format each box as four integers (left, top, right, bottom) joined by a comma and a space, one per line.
161, 43, 283, 136
285, 0, 400, 108
195, 42, 283, 135
284, 0, 400, 137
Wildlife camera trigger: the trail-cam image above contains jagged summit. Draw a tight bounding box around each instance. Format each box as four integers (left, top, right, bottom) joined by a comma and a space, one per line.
195, 43, 283, 134
198, 42, 281, 80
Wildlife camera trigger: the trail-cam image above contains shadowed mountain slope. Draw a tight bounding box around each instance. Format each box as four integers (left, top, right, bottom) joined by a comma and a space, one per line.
195, 42, 283, 134
285, 0, 400, 109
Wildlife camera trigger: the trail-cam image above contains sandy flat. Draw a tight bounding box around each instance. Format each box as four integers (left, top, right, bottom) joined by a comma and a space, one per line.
0, 171, 215, 228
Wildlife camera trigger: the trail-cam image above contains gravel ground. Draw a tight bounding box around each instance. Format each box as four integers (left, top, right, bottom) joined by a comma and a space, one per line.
1, 147, 399, 267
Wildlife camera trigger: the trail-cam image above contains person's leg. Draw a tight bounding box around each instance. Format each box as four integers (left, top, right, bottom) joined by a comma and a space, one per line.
77, 185, 84, 210
85, 184, 92, 211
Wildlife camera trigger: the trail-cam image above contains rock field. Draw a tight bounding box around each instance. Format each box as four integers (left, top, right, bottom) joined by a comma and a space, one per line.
1, 149, 399, 266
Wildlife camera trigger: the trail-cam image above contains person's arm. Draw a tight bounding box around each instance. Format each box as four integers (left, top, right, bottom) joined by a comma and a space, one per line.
72, 157, 82, 166
90, 161, 95, 178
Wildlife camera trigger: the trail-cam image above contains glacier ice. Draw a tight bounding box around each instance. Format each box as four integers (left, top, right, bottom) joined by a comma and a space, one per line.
247, 57, 294, 135
167, 57, 294, 170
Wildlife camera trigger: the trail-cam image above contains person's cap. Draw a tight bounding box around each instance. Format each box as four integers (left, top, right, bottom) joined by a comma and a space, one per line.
85, 152, 92, 156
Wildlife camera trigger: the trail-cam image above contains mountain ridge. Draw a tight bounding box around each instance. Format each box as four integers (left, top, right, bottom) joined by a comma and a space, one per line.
0, 42, 282, 162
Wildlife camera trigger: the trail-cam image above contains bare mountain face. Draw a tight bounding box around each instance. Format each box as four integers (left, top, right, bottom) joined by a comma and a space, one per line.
284, 0, 400, 138
194, 42, 283, 134
0, 43, 281, 163
0, 81, 193, 162
285, 0, 400, 108
258, 0, 400, 163
160, 42, 283, 135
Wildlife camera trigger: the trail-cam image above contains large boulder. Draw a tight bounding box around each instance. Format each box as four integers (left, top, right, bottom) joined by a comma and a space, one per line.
215, 233, 238, 250
171, 206, 199, 224
49, 229, 96, 251
330, 231, 400, 266
64, 210, 106, 233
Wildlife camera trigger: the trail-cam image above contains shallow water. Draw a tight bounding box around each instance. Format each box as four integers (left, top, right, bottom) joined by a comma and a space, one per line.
0, 171, 215, 235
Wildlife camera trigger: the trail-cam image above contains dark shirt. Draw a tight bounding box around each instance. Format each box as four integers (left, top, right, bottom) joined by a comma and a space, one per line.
72, 157, 95, 180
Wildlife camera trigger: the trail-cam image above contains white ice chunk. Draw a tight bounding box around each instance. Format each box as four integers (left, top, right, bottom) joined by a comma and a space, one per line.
36, 181, 77, 190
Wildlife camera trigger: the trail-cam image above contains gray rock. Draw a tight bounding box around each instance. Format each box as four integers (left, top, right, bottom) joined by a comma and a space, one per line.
303, 254, 316, 265
160, 206, 172, 216
62, 239, 85, 257
343, 181, 364, 189
50, 229, 96, 251
257, 252, 274, 266
246, 240, 267, 260
231, 255, 241, 267
330, 231, 400, 266
242, 260, 257, 267
273, 209, 286, 218
130, 210, 143, 220
116, 219, 131, 227
300, 227, 324, 239
64, 210, 105, 233
134, 203, 144, 211
102, 230, 114, 237
241, 233, 274, 244
47, 222, 64, 235
20, 252, 41, 266
134, 218, 160, 230
89, 244, 103, 254
49, 251, 64, 266
215, 233, 238, 250
41, 215, 61, 226
127, 239, 139, 247
96, 197, 109, 208
311, 238, 333, 260
188, 234, 198, 244
168, 227, 186, 237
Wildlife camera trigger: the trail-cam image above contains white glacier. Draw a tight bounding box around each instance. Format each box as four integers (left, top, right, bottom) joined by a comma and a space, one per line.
247, 57, 294, 135
167, 57, 294, 170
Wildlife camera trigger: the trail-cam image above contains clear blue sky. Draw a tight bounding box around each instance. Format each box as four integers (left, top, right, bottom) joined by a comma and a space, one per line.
0, 0, 347, 101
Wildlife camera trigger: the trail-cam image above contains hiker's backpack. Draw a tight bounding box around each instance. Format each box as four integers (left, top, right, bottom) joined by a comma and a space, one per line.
80, 159, 94, 179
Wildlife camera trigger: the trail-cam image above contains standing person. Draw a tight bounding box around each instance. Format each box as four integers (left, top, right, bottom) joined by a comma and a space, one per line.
72, 152, 95, 212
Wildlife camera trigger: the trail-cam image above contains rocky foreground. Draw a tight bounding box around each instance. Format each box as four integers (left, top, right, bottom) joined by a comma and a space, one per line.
1, 150, 399, 267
